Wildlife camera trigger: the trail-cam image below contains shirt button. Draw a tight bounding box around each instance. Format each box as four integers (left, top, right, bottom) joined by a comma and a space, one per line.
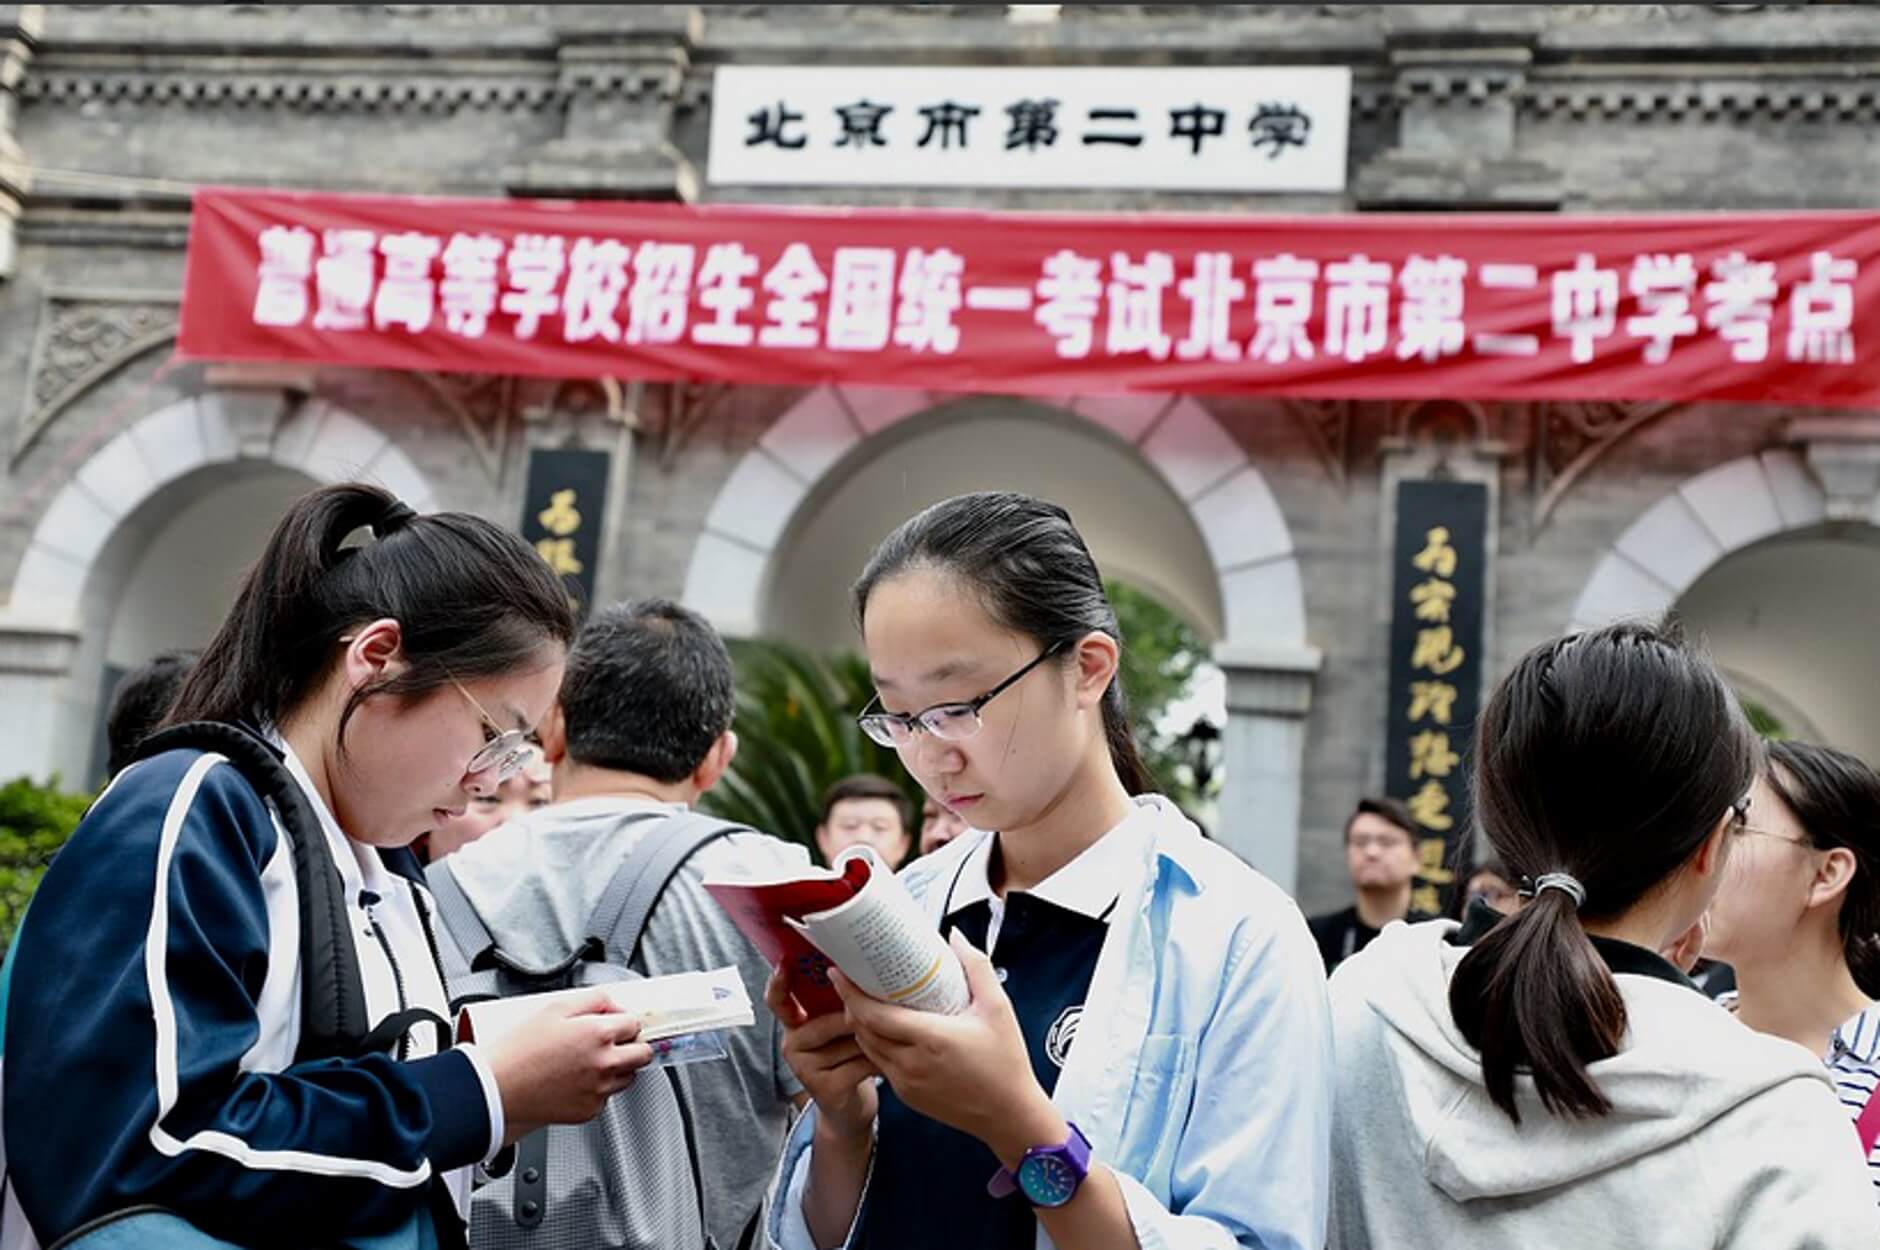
521, 1167, 540, 1185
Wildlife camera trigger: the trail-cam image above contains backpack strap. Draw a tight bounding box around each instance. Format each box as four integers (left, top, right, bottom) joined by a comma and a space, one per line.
586, 809, 747, 1248
425, 860, 494, 986
586, 809, 750, 968
130, 722, 371, 1063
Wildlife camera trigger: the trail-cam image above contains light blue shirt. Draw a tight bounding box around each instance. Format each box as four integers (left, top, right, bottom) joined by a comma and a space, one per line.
764, 795, 1333, 1250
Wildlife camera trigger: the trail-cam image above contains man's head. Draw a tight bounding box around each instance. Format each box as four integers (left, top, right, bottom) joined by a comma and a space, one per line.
540, 599, 738, 799
1344, 795, 1421, 893
817, 774, 913, 868
106, 651, 198, 777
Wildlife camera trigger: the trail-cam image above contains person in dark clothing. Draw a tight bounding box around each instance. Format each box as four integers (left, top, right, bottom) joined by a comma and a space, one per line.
1308, 796, 1438, 972
102, 650, 197, 777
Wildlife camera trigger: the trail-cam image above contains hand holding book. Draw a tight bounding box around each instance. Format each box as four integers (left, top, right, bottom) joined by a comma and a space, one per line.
704, 845, 969, 1018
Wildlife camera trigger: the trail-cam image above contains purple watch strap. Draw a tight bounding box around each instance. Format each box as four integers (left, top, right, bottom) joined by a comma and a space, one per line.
987, 1121, 1091, 1202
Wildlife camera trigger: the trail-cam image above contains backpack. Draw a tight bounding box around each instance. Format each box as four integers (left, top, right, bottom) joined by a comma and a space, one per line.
3, 722, 462, 1250
424, 810, 750, 1250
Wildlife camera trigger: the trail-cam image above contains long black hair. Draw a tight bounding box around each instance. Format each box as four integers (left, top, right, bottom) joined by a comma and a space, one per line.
851, 491, 1154, 796
167, 482, 576, 744
1448, 620, 1760, 1122
1765, 740, 1880, 998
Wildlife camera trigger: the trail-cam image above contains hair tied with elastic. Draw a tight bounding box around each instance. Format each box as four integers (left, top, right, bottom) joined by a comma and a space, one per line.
1522, 872, 1587, 909
336, 500, 417, 554
378, 500, 416, 534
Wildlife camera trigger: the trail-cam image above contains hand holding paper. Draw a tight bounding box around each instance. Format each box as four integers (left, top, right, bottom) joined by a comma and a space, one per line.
457, 966, 755, 1050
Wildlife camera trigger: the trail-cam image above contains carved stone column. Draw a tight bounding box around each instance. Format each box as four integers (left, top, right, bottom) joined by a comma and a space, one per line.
1355, 38, 1563, 209
506, 8, 700, 201
0, 6, 41, 280
1214, 641, 1322, 892
1790, 415, 1880, 523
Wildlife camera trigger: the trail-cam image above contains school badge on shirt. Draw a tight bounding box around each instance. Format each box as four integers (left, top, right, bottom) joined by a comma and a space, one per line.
1046, 1004, 1083, 1068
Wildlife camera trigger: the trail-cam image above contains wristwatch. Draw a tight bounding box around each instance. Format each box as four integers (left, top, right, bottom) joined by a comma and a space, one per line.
986, 1121, 1092, 1208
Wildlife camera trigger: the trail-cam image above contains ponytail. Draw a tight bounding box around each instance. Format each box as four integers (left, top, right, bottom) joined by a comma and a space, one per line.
1102, 680, 1154, 797
1457, 621, 1759, 1123
1448, 887, 1625, 1121
167, 482, 575, 738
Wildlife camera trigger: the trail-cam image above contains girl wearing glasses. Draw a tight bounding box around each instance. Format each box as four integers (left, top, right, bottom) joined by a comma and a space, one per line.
1705, 740, 1880, 1205
2, 484, 652, 1250
764, 491, 1332, 1250
1325, 623, 1877, 1249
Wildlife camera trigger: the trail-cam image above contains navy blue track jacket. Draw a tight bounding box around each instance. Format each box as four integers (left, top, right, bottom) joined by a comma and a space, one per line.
0, 748, 495, 1248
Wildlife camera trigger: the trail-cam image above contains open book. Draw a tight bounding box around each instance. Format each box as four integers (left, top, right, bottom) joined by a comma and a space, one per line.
704, 845, 969, 1019
454, 965, 755, 1051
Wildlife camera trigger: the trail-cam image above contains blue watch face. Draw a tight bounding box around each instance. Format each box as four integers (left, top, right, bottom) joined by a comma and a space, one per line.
1017, 1153, 1080, 1208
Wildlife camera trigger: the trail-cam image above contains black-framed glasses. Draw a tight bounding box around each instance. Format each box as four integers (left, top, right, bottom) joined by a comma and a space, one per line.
858, 640, 1069, 749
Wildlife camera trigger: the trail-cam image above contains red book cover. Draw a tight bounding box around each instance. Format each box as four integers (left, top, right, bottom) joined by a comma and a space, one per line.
703, 856, 874, 1018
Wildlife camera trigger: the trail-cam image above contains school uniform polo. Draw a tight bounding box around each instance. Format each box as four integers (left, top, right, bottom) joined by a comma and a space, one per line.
853, 823, 1145, 1250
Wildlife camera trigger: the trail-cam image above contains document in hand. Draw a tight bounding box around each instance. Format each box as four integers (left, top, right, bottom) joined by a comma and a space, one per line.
703, 845, 969, 1019
453, 965, 755, 1050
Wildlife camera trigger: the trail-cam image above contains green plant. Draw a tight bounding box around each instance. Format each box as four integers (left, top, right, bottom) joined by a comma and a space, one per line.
1741, 697, 1790, 741
0, 776, 93, 956
1107, 579, 1215, 811
703, 640, 924, 856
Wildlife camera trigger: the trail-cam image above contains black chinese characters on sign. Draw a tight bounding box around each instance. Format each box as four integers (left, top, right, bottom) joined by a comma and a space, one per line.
749, 97, 1316, 159
1383, 480, 1488, 916
520, 448, 609, 617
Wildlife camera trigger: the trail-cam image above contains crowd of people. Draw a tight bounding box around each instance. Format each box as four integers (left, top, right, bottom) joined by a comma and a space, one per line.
1, 480, 1877, 1250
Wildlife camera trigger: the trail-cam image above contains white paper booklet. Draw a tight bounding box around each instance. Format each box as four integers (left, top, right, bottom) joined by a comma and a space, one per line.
454, 965, 755, 1050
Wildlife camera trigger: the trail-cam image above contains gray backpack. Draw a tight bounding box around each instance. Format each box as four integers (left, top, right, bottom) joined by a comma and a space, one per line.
426, 811, 751, 1250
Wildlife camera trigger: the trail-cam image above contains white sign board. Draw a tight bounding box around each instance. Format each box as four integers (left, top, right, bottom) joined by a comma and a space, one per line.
708, 66, 1350, 193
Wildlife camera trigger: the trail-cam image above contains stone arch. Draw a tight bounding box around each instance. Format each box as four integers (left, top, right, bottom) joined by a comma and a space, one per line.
680, 384, 1320, 887
1568, 449, 1848, 631
3, 393, 437, 632
681, 385, 1307, 653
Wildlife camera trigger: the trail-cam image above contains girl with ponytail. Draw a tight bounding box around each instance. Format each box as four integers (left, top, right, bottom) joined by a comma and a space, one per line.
1326, 620, 1878, 1249
3, 484, 654, 1250
1707, 739, 1880, 1207
762, 491, 1333, 1250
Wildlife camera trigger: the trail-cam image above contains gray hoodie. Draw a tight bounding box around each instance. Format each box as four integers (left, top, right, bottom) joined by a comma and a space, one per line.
1327, 918, 1880, 1250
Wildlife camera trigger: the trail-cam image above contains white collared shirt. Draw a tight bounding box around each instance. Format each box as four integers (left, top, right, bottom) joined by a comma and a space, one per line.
274, 739, 506, 1180
940, 804, 1152, 951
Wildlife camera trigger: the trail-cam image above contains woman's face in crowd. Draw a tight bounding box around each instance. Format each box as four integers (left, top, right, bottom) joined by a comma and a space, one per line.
1465, 870, 1519, 915
334, 649, 564, 849
920, 797, 970, 856
1706, 773, 1819, 966
424, 746, 554, 860
862, 569, 1085, 837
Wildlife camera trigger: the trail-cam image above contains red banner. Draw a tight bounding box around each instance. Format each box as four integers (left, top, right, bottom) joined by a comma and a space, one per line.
178, 188, 1880, 409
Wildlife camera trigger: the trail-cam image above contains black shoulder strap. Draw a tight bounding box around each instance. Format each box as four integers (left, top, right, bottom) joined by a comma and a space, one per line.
131, 721, 371, 1063
587, 809, 750, 968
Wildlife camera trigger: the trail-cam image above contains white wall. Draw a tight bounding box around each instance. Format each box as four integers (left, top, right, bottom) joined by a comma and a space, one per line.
104, 467, 314, 670
763, 401, 1223, 654
1677, 532, 1880, 762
